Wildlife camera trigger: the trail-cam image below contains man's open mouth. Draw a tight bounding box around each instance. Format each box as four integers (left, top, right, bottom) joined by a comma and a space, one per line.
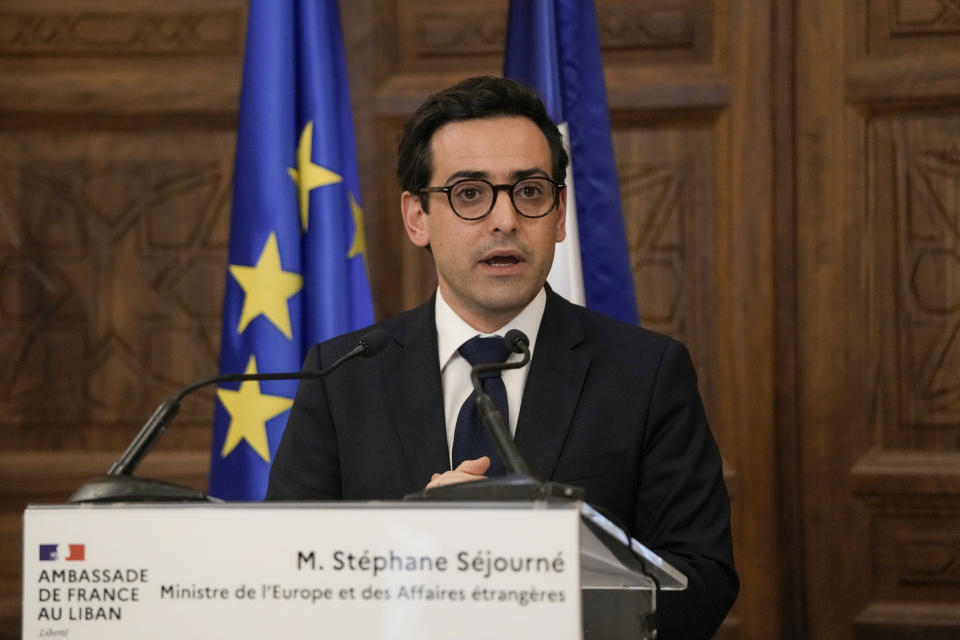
483, 255, 521, 266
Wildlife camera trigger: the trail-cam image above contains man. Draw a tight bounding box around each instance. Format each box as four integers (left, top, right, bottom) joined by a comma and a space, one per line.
267, 76, 738, 638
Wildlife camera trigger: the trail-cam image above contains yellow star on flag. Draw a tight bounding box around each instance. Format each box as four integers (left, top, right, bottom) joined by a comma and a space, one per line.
229, 232, 303, 339
347, 191, 367, 262
288, 120, 342, 232
217, 355, 294, 462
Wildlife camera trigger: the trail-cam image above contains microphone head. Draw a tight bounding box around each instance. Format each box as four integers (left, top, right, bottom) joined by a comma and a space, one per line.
358, 328, 389, 356
503, 329, 529, 354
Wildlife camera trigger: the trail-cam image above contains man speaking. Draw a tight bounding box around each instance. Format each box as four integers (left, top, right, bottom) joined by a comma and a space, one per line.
267, 76, 738, 639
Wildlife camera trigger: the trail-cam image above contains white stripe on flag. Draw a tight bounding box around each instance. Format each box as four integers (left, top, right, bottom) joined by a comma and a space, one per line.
547, 122, 585, 306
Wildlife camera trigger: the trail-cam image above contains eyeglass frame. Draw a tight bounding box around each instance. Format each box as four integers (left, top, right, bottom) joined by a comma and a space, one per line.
418, 176, 566, 220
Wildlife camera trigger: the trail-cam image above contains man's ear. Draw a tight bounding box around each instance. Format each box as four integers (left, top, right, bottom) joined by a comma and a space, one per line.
401, 191, 430, 248
554, 185, 567, 243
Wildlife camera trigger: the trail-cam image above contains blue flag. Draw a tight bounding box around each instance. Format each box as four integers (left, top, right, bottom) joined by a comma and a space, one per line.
209, 0, 374, 500
505, 0, 639, 324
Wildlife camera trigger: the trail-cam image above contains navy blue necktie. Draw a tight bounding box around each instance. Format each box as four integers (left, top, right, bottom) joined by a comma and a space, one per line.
452, 336, 511, 476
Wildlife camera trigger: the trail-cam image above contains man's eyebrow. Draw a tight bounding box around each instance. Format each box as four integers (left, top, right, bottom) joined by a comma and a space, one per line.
442, 167, 551, 184
510, 168, 550, 181
444, 170, 488, 184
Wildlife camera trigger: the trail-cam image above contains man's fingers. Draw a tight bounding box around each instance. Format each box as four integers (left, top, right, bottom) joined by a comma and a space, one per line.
425, 471, 486, 489
424, 457, 491, 490
455, 456, 491, 475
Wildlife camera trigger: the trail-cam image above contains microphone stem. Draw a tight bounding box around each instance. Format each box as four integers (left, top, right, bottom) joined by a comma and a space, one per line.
475, 392, 532, 476
108, 399, 180, 476
107, 340, 372, 477
469, 348, 532, 477
171, 344, 363, 404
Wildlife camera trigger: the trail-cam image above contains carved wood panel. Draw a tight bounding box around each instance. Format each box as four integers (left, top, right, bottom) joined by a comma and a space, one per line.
798, 0, 960, 638
612, 124, 718, 413
0, 133, 234, 451
0, 6, 242, 56
0, 1, 246, 635
866, 0, 960, 54
849, 113, 960, 635
870, 116, 960, 441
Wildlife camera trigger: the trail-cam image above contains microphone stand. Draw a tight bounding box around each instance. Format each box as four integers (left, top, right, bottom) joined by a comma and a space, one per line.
68, 330, 388, 503
407, 331, 585, 502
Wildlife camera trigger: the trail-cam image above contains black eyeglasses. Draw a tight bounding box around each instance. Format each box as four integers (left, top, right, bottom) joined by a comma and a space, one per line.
419, 177, 565, 220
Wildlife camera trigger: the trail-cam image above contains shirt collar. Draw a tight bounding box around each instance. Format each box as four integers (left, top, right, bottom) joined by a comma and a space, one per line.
435, 287, 546, 371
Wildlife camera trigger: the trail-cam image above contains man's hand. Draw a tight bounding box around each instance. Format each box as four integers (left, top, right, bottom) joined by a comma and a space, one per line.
425, 456, 490, 489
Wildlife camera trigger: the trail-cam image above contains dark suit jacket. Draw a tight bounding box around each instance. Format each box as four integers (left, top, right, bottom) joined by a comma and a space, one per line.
267, 290, 738, 639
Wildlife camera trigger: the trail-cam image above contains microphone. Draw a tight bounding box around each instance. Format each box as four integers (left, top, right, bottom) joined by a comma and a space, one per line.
503, 328, 529, 354
68, 328, 390, 503
469, 329, 532, 477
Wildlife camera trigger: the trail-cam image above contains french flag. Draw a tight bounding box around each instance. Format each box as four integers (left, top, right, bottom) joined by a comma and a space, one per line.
39, 544, 84, 561
505, 0, 639, 325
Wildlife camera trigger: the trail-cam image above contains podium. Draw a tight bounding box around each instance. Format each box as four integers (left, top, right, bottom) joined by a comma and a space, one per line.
22, 501, 685, 639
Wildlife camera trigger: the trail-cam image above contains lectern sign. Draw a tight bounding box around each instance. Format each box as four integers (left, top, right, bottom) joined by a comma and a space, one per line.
23, 503, 581, 639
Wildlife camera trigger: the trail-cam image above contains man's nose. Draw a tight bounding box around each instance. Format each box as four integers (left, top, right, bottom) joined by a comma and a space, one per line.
485, 189, 519, 232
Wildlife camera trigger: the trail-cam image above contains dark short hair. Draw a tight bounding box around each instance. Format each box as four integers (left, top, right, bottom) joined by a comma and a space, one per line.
396, 76, 568, 206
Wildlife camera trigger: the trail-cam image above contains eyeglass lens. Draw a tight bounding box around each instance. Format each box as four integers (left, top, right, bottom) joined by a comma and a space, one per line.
449, 178, 556, 219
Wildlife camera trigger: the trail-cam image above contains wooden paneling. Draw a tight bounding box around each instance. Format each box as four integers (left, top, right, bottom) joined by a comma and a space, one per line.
868, 116, 960, 440
864, 0, 960, 55
797, 0, 960, 637
11, 0, 959, 638
0, 1, 245, 637
606, 4, 781, 639
596, 0, 713, 64
0, 5, 242, 55
0, 0, 786, 638
613, 122, 719, 407
0, 132, 234, 451
0, 2, 242, 116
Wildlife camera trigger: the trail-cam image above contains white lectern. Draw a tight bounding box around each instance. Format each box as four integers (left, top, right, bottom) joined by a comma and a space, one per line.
23, 501, 684, 639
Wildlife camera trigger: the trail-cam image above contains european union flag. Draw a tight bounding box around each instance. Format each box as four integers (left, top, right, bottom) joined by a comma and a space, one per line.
209, 0, 374, 500
505, 0, 639, 325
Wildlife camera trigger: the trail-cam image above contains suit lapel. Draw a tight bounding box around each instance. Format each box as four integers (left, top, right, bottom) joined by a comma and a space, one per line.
515, 291, 590, 480
383, 298, 450, 487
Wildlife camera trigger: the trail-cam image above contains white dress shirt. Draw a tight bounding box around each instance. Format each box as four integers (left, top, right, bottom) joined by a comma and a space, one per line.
434, 287, 547, 468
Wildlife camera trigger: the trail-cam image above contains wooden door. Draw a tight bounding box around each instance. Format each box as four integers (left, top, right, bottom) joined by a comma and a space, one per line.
796, 0, 960, 637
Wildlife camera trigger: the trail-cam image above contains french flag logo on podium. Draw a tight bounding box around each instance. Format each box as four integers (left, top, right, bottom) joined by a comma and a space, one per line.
39, 544, 85, 561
